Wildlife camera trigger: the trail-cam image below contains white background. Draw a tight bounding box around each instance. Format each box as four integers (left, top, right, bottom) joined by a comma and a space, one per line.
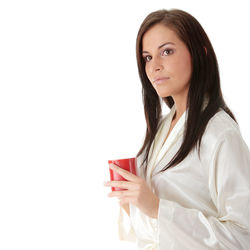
0, 0, 249, 249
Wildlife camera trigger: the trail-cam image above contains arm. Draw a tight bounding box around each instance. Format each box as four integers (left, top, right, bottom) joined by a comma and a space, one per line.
104, 164, 160, 243
157, 129, 250, 250
120, 203, 130, 216
117, 204, 136, 242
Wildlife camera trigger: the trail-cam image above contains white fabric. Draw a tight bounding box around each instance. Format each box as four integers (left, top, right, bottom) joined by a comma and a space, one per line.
118, 104, 250, 249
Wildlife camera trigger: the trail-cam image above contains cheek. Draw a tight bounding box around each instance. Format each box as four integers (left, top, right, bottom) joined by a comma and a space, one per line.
174, 54, 192, 82
184, 55, 192, 74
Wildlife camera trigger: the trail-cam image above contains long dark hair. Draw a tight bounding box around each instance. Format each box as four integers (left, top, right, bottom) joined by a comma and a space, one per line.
136, 9, 236, 172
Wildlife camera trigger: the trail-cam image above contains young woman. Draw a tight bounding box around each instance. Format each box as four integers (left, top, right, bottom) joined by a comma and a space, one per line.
104, 9, 250, 249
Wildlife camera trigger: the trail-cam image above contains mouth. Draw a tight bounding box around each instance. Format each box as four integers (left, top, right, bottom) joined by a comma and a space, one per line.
153, 77, 170, 85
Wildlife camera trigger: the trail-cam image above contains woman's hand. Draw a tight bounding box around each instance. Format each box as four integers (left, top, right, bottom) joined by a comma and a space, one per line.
104, 163, 159, 219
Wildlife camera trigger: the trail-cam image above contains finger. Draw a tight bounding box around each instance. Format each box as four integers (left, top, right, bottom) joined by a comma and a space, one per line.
119, 196, 136, 205
109, 163, 139, 182
108, 190, 135, 198
104, 180, 136, 190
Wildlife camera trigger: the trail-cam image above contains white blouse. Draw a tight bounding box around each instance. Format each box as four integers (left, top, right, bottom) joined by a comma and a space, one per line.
118, 104, 250, 250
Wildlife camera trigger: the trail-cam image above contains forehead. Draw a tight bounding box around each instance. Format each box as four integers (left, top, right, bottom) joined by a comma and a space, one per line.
142, 23, 180, 50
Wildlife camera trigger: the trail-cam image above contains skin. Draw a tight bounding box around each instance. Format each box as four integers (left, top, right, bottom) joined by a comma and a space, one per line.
104, 163, 159, 218
143, 23, 192, 120
104, 23, 193, 219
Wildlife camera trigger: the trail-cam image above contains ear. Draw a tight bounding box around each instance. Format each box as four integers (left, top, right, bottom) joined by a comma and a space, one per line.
203, 46, 207, 55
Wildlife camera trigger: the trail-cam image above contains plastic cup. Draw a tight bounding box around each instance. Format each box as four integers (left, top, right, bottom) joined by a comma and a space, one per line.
108, 157, 137, 191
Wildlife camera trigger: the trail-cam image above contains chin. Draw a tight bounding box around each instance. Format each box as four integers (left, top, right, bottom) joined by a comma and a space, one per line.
154, 86, 172, 98
156, 91, 171, 98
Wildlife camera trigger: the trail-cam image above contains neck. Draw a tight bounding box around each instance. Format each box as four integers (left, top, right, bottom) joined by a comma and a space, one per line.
172, 95, 187, 121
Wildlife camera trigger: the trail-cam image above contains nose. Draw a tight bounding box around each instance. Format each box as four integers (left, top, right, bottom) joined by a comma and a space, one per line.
149, 57, 164, 74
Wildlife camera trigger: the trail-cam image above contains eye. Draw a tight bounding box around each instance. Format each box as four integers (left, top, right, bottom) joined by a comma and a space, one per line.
163, 49, 173, 56
143, 55, 152, 62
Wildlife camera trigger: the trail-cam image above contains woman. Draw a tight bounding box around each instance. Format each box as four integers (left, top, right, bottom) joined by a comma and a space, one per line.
104, 9, 250, 249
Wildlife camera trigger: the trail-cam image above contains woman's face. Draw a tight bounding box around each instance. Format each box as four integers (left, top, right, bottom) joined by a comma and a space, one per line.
142, 23, 192, 99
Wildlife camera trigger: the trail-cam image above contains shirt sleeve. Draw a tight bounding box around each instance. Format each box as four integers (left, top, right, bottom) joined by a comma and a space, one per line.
157, 129, 250, 250
118, 206, 136, 242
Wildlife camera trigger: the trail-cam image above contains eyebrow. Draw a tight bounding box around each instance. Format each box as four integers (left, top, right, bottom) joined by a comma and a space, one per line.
142, 42, 176, 54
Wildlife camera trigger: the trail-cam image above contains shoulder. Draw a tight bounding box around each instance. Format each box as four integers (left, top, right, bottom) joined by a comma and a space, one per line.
199, 109, 246, 159
200, 110, 250, 179
204, 109, 240, 141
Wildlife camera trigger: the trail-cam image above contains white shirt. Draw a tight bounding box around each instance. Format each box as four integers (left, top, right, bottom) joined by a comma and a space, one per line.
118, 104, 250, 250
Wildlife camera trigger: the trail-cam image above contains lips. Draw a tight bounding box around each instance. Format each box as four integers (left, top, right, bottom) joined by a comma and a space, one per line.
153, 77, 170, 84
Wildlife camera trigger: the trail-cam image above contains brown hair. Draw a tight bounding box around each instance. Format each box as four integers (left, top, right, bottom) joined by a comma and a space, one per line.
136, 9, 236, 172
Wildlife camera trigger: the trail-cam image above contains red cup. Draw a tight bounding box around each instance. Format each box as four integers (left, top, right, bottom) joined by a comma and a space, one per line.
108, 157, 137, 191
